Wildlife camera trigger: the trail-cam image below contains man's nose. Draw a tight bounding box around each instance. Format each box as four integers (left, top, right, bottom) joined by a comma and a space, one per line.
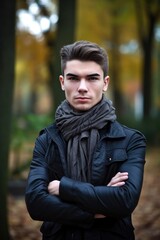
78, 79, 88, 92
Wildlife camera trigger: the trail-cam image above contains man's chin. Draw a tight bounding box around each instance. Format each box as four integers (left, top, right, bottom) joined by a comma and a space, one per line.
72, 103, 92, 112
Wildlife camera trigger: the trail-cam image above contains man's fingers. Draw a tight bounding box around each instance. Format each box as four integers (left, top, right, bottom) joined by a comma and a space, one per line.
107, 172, 128, 187
110, 181, 126, 187
48, 180, 60, 195
94, 214, 106, 219
113, 172, 128, 178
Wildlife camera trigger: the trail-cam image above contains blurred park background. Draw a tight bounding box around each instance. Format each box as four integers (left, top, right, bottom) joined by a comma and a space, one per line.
0, 0, 160, 239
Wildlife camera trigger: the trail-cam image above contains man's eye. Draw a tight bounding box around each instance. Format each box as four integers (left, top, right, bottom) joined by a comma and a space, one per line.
68, 77, 78, 81
88, 77, 98, 81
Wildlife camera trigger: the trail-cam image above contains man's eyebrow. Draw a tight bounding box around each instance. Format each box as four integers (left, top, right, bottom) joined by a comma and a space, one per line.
66, 73, 78, 77
87, 73, 100, 77
66, 73, 100, 77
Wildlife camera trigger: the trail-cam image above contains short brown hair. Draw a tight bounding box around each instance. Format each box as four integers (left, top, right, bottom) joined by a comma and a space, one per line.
60, 40, 109, 76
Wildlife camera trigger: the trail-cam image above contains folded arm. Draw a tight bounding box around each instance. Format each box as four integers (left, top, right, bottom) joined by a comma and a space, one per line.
48, 172, 129, 219
49, 132, 146, 218
25, 133, 94, 227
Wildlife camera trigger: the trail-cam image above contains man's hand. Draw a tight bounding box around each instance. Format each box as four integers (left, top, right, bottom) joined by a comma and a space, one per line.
107, 172, 128, 187
48, 180, 60, 195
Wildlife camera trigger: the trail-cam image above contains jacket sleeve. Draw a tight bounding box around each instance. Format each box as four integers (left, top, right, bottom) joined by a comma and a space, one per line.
25, 132, 94, 227
59, 131, 146, 218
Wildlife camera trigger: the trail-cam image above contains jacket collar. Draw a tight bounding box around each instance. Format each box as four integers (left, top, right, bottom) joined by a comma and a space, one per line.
46, 124, 64, 143
46, 120, 126, 142
101, 121, 126, 139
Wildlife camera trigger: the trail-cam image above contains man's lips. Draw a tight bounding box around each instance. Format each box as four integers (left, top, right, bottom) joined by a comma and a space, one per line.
75, 97, 90, 99
74, 97, 91, 102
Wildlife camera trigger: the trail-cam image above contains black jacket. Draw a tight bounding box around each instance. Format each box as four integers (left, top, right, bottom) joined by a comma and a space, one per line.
25, 121, 146, 240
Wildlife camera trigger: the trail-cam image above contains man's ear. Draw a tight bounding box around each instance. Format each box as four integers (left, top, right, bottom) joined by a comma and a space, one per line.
59, 75, 65, 91
103, 76, 110, 92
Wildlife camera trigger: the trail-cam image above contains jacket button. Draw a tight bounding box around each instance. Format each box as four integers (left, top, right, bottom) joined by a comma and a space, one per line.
109, 157, 112, 161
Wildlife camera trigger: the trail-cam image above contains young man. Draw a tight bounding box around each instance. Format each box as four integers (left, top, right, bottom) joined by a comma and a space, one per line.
25, 40, 146, 240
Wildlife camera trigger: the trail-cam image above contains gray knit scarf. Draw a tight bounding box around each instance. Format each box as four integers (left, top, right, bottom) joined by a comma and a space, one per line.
55, 96, 116, 182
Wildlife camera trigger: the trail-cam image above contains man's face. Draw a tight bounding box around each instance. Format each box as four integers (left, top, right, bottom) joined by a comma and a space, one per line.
59, 60, 109, 111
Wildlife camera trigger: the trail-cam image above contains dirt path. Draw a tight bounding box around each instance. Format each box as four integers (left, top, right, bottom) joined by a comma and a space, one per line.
133, 147, 160, 240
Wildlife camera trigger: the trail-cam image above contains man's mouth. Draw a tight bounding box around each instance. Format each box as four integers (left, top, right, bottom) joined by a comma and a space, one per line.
75, 97, 90, 102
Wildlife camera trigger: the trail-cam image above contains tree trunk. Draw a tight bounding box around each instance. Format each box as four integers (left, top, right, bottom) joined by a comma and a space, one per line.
134, 0, 160, 118
51, 0, 77, 111
110, 8, 125, 117
142, 39, 153, 117
142, 15, 155, 117
0, 0, 16, 239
